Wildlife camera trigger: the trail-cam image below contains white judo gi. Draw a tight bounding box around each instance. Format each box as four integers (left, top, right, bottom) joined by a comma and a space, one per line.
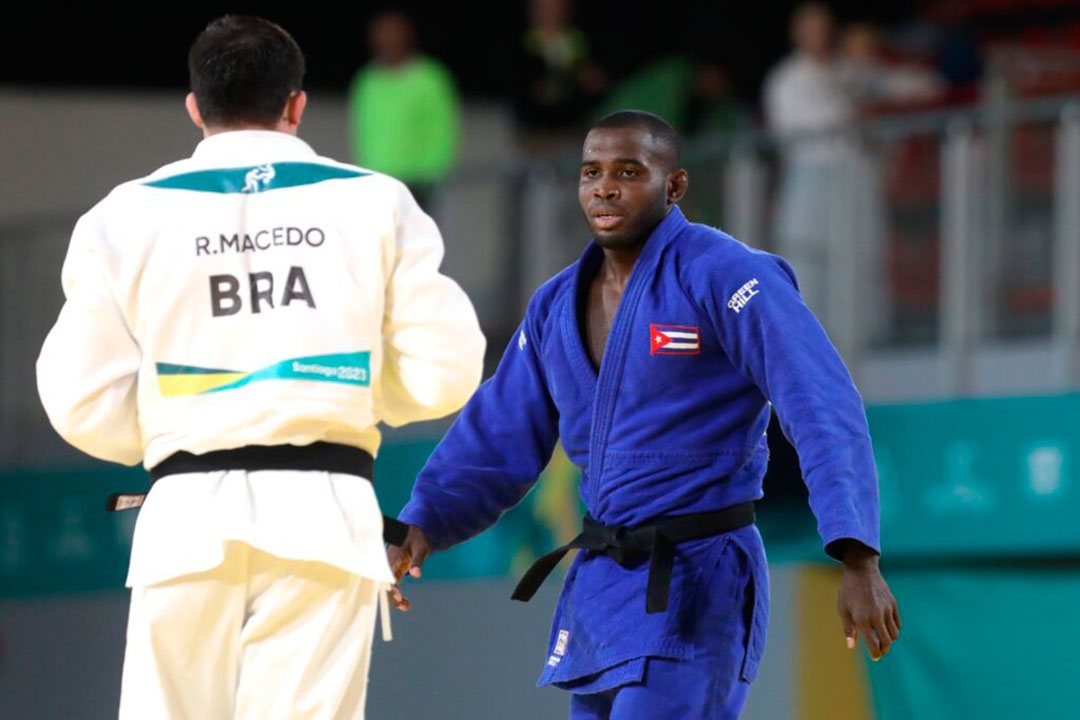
36, 130, 485, 718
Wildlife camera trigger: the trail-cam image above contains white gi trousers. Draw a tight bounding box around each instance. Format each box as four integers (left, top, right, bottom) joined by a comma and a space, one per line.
119, 541, 378, 719
118, 469, 395, 720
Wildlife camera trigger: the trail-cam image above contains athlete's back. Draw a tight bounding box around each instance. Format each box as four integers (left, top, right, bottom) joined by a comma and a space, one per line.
38, 129, 484, 468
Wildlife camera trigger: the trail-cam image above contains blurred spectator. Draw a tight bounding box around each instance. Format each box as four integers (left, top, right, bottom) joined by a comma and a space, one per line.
687, 62, 752, 226
764, 3, 851, 144
836, 23, 945, 111
763, 2, 852, 315
348, 11, 460, 207
515, 0, 606, 150
596, 57, 749, 139
689, 62, 752, 138
595, 56, 695, 132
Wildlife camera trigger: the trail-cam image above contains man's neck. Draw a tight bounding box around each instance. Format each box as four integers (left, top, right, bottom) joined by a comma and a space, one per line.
599, 245, 642, 287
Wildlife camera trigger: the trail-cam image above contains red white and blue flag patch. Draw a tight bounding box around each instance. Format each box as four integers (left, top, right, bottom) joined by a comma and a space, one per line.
650, 324, 700, 355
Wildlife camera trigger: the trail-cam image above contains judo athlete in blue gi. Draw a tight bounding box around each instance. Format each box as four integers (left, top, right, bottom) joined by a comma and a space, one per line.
388, 110, 901, 719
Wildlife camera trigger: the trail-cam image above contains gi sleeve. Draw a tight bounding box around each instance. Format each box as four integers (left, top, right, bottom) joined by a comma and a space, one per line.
699, 251, 880, 558
36, 210, 143, 465
398, 306, 560, 550
380, 183, 485, 426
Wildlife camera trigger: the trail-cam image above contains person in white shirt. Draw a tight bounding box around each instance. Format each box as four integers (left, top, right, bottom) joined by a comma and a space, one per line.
36, 15, 485, 720
836, 23, 945, 110
763, 2, 853, 319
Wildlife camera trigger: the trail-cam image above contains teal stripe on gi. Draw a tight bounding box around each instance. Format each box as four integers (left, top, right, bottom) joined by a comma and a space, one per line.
143, 162, 369, 194
208, 351, 372, 393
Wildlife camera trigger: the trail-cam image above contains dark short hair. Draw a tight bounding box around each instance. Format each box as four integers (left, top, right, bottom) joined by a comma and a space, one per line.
188, 16, 305, 127
590, 110, 682, 167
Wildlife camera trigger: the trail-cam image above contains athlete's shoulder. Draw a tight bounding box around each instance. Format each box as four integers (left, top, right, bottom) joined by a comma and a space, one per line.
529, 261, 578, 315
307, 156, 434, 208
307, 154, 382, 183
94, 156, 190, 203
520, 258, 579, 340
86, 157, 205, 225
672, 221, 798, 290
82, 167, 177, 222
671, 220, 772, 265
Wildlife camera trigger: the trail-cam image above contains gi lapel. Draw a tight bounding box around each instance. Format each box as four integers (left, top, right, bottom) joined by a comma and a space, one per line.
578, 206, 689, 507
564, 245, 603, 386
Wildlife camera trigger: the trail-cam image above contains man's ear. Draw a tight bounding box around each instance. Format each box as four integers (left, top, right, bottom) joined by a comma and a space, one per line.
185, 92, 204, 129
667, 168, 689, 205
285, 91, 307, 128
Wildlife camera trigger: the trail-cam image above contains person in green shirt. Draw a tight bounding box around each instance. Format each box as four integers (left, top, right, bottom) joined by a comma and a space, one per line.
348, 11, 460, 208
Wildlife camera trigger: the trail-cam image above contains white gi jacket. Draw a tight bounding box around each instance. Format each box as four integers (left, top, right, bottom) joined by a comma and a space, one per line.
36, 130, 485, 586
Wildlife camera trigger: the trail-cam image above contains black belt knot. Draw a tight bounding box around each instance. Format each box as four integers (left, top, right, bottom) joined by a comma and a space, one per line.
511, 502, 755, 614
582, 518, 652, 565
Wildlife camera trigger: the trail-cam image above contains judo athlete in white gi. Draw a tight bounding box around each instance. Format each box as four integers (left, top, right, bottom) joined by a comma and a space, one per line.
35, 16, 484, 719
388, 111, 901, 719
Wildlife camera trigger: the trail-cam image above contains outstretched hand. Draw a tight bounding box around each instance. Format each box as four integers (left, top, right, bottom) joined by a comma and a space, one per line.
836, 542, 901, 661
386, 523, 432, 612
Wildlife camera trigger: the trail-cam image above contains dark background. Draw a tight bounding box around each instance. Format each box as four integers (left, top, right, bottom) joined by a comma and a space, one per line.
5, 1, 924, 98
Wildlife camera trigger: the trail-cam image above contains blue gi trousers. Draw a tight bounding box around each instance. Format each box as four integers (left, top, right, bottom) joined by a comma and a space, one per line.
566, 535, 765, 719
568, 656, 750, 719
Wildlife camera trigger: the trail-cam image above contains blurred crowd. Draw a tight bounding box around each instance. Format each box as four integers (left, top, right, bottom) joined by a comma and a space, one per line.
343, 0, 1076, 185
343, 0, 1080, 337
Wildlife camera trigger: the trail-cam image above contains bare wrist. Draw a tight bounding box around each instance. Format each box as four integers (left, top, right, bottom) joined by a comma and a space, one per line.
841, 541, 879, 570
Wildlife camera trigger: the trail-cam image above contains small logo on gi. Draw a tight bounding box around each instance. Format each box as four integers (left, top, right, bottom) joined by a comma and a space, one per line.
727, 278, 760, 314
554, 629, 570, 656
650, 324, 700, 355
518, 329, 528, 351
547, 627, 568, 668
242, 164, 276, 193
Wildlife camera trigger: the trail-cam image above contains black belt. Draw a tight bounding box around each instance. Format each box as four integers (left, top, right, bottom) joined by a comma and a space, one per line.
511, 502, 755, 614
106, 442, 408, 546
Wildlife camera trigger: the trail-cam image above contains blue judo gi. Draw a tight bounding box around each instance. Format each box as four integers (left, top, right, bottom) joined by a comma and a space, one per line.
399, 206, 880, 719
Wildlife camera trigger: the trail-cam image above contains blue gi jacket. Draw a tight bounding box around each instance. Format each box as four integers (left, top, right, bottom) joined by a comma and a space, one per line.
399, 205, 879, 687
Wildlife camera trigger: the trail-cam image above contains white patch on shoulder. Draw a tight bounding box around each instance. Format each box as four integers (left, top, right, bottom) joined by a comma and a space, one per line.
727, 278, 760, 314
518, 329, 528, 350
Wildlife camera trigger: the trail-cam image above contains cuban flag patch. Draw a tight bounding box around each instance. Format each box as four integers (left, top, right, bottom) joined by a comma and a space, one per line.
650, 323, 701, 355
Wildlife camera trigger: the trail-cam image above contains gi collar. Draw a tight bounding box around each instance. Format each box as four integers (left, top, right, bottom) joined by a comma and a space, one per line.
638, 204, 688, 265
190, 130, 318, 165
